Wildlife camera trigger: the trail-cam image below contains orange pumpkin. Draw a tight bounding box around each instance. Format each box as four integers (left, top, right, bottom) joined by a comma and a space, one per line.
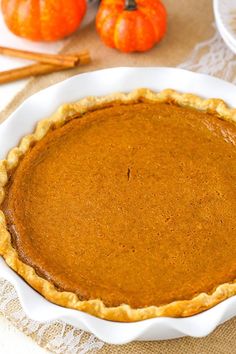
96, 0, 167, 53
1, 0, 87, 42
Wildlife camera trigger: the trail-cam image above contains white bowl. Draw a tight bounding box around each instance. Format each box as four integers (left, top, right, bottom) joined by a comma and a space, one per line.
214, 0, 236, 53
216, 18, 236, 54
0, 67, 236, 345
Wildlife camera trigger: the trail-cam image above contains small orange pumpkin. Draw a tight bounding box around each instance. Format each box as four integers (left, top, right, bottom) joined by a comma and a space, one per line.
1, 0, 87, 42
96, 0, 167, 53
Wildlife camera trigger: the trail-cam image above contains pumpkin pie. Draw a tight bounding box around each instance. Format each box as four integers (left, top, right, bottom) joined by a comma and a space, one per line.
0, 89, 236, 322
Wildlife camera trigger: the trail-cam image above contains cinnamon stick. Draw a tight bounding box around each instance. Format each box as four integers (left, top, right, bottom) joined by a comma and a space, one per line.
0, 51, 90, 84
0, 46, 82, 67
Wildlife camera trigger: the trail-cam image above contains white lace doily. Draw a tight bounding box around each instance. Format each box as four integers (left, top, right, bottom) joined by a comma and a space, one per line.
0, 279, 104, 353
179, 24, 236, 83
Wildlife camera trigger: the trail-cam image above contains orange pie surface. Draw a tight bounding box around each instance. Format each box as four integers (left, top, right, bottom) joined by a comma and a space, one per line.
3, 101, 236, 308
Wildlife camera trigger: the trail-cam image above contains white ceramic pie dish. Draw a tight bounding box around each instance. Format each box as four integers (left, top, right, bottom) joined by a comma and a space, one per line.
0, 67, 236, 345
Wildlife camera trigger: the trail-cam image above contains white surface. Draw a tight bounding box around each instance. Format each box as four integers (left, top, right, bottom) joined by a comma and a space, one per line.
0, 0, 98, 111
0, 316, 48, 354
0, 67, 236, 345
214, 0, 236, 53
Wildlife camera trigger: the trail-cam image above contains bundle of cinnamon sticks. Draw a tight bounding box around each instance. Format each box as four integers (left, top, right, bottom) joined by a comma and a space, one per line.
0, 46, 91, 84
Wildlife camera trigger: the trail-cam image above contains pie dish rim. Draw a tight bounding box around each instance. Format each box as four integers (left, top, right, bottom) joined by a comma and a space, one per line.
0, 87, 236, 322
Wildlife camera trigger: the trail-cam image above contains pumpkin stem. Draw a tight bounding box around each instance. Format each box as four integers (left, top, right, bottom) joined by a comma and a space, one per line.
125, 0, 137, 11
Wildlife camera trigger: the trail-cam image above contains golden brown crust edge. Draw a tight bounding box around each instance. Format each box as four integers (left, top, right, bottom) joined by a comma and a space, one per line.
0, 88, 236, 322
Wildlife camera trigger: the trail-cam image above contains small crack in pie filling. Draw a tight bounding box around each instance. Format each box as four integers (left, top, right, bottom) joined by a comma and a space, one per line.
0, 90, 236, 321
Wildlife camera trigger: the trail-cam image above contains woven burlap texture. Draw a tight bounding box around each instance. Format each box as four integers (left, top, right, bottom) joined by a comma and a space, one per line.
0, 0, 236, 353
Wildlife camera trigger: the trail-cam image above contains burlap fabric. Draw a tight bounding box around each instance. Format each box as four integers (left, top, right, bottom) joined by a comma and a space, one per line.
0, 0, 236, 352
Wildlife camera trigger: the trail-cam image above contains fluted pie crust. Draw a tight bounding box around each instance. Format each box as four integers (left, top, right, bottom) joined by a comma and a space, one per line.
0, 88, 236, 322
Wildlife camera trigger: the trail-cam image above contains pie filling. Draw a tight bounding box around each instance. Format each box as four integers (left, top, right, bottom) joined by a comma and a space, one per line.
2, 101, 236, 308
